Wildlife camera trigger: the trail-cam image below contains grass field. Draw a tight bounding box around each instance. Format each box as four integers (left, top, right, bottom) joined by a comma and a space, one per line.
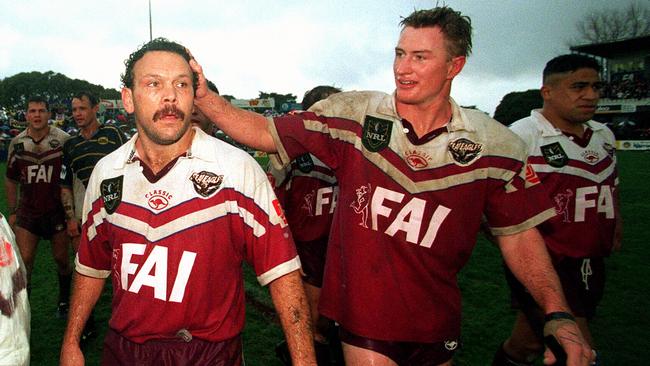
2, 150, 648, 365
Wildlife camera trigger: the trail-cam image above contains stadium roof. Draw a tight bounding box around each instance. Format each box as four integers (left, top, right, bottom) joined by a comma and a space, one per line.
570, 35, 650, 58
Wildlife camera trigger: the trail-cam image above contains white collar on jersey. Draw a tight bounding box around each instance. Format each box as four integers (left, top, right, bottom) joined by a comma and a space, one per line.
530, 109, 604, 137
386, 92, 477, 133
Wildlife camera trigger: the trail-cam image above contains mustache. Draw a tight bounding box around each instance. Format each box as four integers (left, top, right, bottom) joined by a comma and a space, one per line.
153, 105, 185, 122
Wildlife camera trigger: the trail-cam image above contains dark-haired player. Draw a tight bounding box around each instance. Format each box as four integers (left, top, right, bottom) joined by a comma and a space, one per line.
60, 38, 316, 365
193, 7, 594, 366
5, 96, 72, 318
271, 86, 343, 365
493, 54, 620, 366
60, 90, 126, 342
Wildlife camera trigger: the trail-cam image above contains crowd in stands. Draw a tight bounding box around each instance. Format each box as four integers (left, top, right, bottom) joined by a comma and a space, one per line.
601, 76, 649, 100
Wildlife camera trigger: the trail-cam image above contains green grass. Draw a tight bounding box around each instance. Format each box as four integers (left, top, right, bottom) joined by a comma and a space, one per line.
2, 150, 649, 364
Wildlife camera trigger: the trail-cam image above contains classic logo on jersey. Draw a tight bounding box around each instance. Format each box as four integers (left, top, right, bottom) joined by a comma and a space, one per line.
49, 139, 61, 149
97, 136, 109, 145
13, 143, 24, 155
101, 176, 123, 214
448, 138, 482, 166
190, 171, 223, 197
553, 188, 573, 223
362, 116, 392, 152
444, 340, 459, 351
540, 142, 568, 168
525, 164, 540, 185
581, 149, 599, 164
295, 153, 314, 173
603, 143, 615, 158
405, 149, 432, 169
146, 190, 173, 210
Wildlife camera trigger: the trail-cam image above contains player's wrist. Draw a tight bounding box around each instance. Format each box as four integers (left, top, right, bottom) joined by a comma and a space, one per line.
544, 311, 575, 323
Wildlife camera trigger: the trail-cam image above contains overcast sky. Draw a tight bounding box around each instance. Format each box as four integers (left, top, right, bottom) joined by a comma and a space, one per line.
0, 0, 636, 115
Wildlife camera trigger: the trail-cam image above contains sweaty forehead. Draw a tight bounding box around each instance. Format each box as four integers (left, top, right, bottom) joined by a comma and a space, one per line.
133, 51, 192, 79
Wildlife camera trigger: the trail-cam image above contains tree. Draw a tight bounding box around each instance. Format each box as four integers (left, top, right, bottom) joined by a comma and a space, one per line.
0, 71, 120, 110
574, 2, 650, 44
493, 89, 543, 126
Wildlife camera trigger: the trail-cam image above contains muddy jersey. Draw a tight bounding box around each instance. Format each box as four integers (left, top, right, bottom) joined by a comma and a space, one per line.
6, 127, 69, 216
61, 124, 126, 189
268, 154, 338, 243
76, 128, 300, 343
510, 110, 618, 258
269, 91, 555, 343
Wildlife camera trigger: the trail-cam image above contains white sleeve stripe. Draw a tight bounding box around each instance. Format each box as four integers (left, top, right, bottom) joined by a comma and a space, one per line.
531, 163, 616, 183
257, 256, 302, 286
74, 254, 111, 278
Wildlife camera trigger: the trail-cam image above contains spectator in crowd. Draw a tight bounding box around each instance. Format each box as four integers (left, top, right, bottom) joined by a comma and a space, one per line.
5, 96, 72, 319
192, 6, 594, 366
60, 38, 316, 366
60, 90, 127, 343
493, 54, 622, 366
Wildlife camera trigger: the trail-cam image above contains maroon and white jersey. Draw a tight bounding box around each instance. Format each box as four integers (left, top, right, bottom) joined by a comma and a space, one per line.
5, 127, 69, 216
268, 153, 338, 243
269, 91, 555, 343
510, 110, 618, 258
76, 128, 300, 344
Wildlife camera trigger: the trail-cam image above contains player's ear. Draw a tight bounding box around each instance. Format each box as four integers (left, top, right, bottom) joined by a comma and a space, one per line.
447, 56, 466, 80
121, 87, 135, 114
540, 85, 551, 101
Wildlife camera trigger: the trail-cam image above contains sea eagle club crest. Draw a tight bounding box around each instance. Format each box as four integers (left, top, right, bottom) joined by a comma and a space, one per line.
190, 171, 224, 197
362, 116, 393, 152
101, 176, 123, 214
541, 142, 569, 168
448, 138, 482, 166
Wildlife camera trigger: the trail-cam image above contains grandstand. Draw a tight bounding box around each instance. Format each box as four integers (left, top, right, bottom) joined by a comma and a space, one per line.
571, 35, 650, 149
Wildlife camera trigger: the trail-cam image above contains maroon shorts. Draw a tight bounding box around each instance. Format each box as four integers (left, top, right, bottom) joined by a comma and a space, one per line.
339, 327, 457, 366
16, 210, 66, 239
506, 256, 606, 323
296, 237, 328, 287
102, 328, 243, 366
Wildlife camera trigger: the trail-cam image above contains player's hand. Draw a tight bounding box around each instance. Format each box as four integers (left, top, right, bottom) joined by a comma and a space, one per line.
7, 213, 16, 228
67, 219, 80, 237
60, 342, 85, 366
188, 53, 209, 99
543, 316, 594, 366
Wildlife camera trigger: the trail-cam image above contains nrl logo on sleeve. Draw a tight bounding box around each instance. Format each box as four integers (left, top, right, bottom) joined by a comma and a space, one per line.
13, 143, 24, 155
49, 139, 61, 149
540, 142, 568, 168
190, 171, 224, 197
362, 116, 393, 152
100, 176, 123, 214
295, 153, 314, 173
448, 138, 482, 166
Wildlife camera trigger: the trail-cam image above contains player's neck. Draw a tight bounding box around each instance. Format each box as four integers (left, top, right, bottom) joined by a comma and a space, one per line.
135, 128, 195, 174
397, 97, 452, 137
541, 108, 586, 137
27, 126, 49, 140
80, 120, 100, 140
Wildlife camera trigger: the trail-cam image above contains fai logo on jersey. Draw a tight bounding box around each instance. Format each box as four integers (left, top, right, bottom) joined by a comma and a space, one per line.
581, 149, 599, 164
362, 116, 392, 152
295, 153, 314, 173
405, 149, 432, 169
448, 138, 482, 166
101, 176, 123, 214
146, 190, 173, 210
553, 188, 574, 223
272, 199, 289, 226
190, 171, 224, 197
540, 142, 568, 168
603, 143, 615, 158
13, 143, 24, 155
49, 139, 61, 149
444, 340, 459, 351
97, 136, 110, 145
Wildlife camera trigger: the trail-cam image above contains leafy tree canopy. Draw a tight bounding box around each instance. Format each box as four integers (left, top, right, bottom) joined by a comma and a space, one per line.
493, 89, 543, 126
